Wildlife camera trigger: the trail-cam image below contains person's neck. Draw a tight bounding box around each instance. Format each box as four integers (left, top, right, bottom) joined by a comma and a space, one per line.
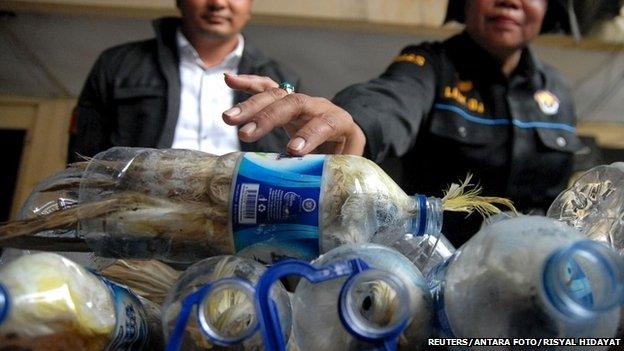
465, 31, 523, 78
182, 28, 240, 68
491, 49, 522, 78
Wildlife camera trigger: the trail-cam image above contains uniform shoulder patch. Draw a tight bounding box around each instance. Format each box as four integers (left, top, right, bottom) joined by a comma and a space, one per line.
394, 53, 426, 66
457, 80, 473, 92
534, 90, 560, 115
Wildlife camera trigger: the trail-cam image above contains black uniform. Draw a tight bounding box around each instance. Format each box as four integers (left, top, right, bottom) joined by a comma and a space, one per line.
334, 32, 584, 246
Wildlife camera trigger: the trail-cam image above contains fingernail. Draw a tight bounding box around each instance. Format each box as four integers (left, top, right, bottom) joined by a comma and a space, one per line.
288, 137, 306, 151
223, 106, 241, 117
240, 122, 257, 134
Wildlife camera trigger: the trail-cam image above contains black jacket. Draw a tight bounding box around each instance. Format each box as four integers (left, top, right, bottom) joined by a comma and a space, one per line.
71, 17, 299, 160
334, 32, 584, 245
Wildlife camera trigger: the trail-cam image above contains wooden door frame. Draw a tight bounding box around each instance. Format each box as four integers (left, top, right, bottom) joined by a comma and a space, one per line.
0, 95, 75, 219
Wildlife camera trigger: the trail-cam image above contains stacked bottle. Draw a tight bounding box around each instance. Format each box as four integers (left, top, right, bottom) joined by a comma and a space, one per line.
428, 216, 623, 345
162, 255, 291, 350
1, 148, 484, 265
547, 162, 624, 255
0, 253, 161, 350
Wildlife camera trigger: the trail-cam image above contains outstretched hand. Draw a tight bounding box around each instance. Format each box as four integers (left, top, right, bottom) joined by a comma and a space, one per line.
222, 73, 365, 156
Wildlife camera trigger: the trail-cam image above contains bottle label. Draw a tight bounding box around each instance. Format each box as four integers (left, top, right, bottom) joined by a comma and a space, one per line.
100, 277, 149, 351
427, 257, 457, 338
231, 153, 326, 262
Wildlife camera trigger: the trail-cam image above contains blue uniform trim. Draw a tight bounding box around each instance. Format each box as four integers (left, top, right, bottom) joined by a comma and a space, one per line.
434, 103, 576, 133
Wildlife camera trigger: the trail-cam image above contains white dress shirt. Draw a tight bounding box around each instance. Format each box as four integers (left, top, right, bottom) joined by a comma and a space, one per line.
171, 30, 243, 155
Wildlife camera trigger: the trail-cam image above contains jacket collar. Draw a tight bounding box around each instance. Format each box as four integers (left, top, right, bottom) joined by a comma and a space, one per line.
153, 17, 181, 64
153, 17, 182, 149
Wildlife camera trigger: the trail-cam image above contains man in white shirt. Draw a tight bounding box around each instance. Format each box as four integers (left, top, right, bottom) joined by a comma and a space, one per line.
71, 0, 299, 160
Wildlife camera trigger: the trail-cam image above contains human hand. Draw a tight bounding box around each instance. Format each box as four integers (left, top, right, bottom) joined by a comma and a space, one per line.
222, 73, 365, 156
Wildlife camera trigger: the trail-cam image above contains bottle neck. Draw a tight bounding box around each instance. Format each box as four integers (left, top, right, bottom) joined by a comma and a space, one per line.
339, 269, 410, 342
410, 195, 443, 236
542, 240, 624, 320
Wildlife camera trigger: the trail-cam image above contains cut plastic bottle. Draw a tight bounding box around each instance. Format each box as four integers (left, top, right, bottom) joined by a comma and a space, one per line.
0, 148, 511, 264
290, 243, 432, 350
162, 255, 291, 351
548, 162, 624, 255
391, 232, 455, 276
428, 216, 623, 344
0, 252, 161, 350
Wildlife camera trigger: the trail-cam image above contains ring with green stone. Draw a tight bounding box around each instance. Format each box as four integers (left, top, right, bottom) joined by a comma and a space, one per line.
278, 81, 295, 95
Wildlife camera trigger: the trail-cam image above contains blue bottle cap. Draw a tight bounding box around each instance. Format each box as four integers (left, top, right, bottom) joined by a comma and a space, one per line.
543, 240, 624, 320
166, 277, 257, 351
255, 258, 407, 351
339, 269, 410, 343
0, 283, 9, 326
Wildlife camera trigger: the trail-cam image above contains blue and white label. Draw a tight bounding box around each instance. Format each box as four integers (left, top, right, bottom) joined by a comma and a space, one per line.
231, 153, 326, 262
101, 277, 148, 351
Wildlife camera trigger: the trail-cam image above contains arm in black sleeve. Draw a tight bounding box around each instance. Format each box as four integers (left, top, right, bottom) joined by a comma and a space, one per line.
332, 45, 438, 163
69, 53, 113, 161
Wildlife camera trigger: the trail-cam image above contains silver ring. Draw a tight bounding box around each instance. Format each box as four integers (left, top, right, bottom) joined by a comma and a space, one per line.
279, 81, 295, 95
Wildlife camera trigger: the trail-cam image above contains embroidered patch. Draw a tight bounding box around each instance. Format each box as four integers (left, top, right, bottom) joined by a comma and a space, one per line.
534, 90, 560, 115
394, 53, 426, 66
457, 80, 473, 92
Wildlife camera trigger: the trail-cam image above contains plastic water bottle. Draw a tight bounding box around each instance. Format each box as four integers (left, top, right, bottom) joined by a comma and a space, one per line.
547, 162, 624, 255
2, 148, 450, 264
1, 166, 114, 270
392, 232, 455, 276
162, 255, 291, 350
0, 252, 161, 350
547, 164, 624, 339
90, 149, 442, 263
289, 243, 432, 350
428, 216, 623, 342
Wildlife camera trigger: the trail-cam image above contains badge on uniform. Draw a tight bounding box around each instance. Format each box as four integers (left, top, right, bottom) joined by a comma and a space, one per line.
534, 90, 560, 115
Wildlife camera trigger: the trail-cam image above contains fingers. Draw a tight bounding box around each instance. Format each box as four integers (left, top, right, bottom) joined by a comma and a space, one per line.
223, 82, 365, 156
224, 73, 278, 94
341, 123, 367, 155
235, 92, 309, 142
232, 93, 362, 155
223, 87, 289, 126
285, 98, 361, 155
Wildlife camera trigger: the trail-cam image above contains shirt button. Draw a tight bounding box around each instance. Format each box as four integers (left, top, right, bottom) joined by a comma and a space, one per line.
458, 126, 467, 138
556, 136, 567, 147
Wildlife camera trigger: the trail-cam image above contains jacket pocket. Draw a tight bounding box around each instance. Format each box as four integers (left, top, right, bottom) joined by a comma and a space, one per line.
536, 128, 585, 154
111, 86, 167, 146
428, 107, 506, 146
113, 86, 164, 100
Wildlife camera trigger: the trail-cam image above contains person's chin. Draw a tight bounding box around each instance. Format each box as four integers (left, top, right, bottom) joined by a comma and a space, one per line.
199, 25, 234, 38
485, 34, 525, 52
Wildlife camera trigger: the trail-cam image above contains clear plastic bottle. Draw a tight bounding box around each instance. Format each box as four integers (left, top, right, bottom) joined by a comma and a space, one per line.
0, 252, 161, 350
392, 232, 455, 276
162, 255, 291, 350
428, 216, 623, 345
2, 148, 447, 264
547, 162, 624, 255
291, 243, 432, 350
2, 166, 114, 270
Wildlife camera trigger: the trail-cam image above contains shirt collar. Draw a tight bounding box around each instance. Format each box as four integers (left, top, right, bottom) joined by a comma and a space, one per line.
176, 29, 244, 70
